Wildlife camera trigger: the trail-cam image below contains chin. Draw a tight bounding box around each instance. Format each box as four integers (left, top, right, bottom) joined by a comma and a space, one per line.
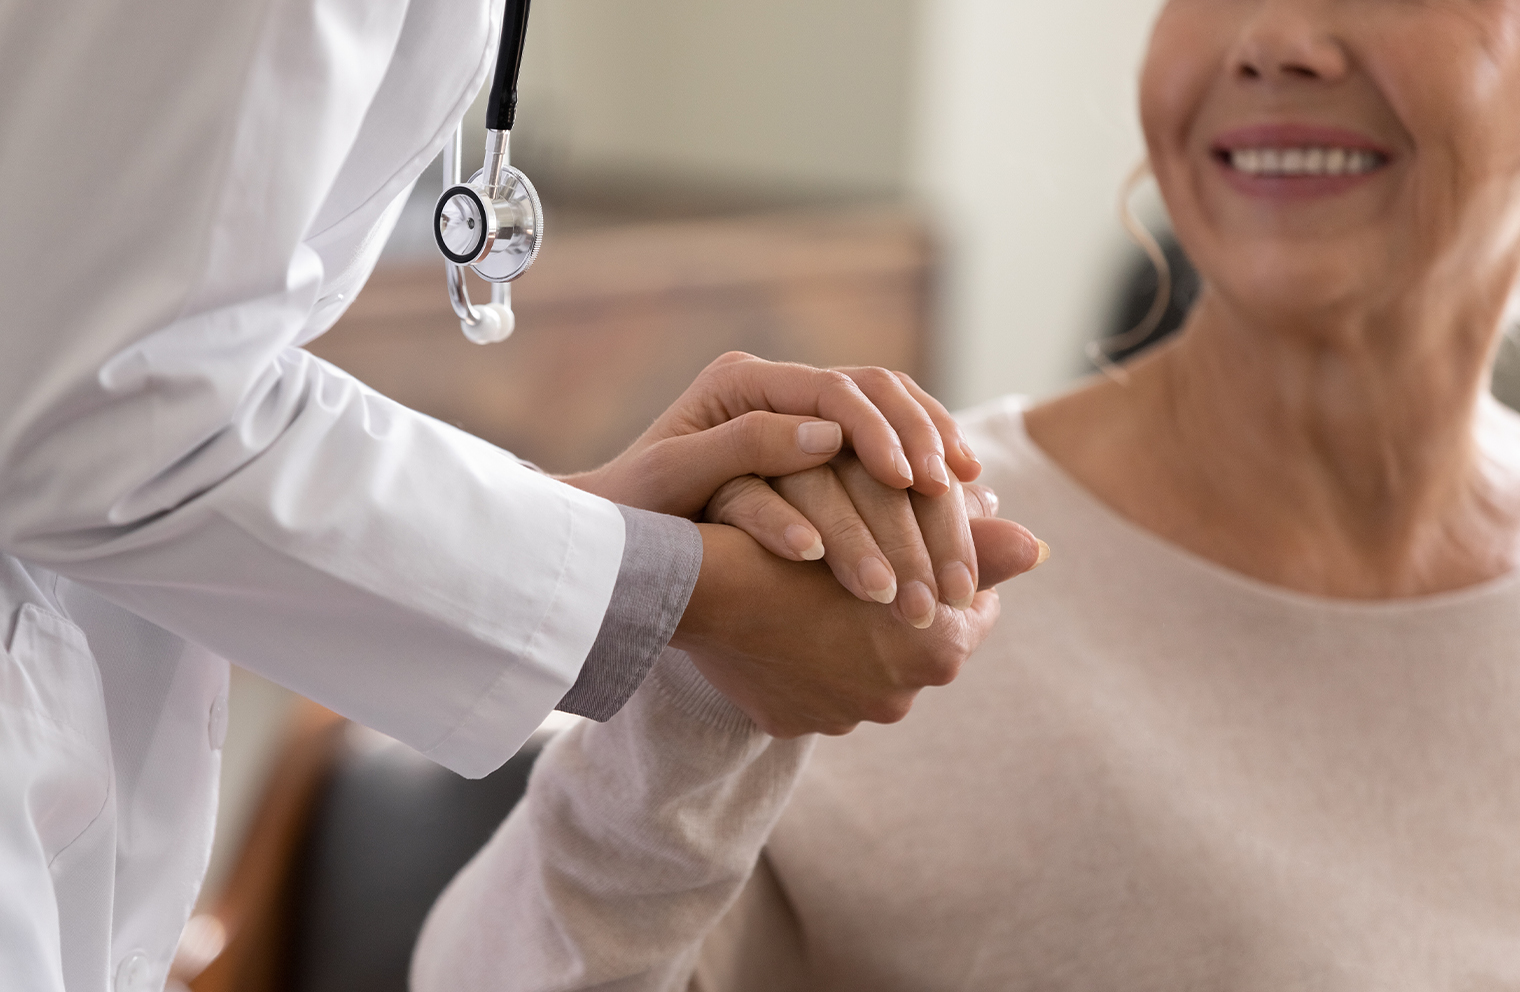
1203, 238, 1393, 331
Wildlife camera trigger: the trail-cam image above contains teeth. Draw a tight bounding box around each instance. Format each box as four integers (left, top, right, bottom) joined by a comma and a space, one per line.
1227, 146, 1382, 177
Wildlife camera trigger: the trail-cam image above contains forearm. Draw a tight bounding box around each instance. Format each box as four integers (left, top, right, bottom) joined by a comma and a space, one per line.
412, 650, 813, 992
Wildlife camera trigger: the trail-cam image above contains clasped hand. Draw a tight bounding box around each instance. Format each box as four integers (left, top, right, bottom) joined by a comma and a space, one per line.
564, 352, 1045, 737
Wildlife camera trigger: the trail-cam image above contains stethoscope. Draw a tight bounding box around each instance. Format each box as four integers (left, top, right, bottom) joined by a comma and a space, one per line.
434, 0, 544, 344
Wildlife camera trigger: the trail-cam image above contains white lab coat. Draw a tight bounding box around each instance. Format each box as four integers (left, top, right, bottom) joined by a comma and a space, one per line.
0, 0, 627, 989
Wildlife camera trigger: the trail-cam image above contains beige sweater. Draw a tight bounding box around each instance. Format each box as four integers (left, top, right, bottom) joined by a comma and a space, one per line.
414, 396, 1520, 991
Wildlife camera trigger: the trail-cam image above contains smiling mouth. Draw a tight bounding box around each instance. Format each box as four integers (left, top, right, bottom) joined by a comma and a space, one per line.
1215, 147, 1389, 177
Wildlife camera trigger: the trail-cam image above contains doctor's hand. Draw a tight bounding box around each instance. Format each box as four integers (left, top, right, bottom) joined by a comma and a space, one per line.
705, 452, 1046, 628
559, 352, 982, 560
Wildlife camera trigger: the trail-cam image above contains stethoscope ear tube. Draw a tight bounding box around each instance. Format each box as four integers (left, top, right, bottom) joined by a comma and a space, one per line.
487, 0, 532, 132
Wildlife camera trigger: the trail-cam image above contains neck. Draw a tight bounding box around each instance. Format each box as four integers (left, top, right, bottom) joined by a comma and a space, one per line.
1029, 289, 1520, 598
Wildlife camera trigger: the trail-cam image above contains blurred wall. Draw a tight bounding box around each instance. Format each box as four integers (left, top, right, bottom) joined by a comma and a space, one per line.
912, 0, 1167, 407
500, 0, 1168, 404
509, 0, 917, 204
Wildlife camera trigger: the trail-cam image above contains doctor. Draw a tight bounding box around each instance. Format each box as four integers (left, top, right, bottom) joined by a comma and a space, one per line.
0, 0, 1037, 990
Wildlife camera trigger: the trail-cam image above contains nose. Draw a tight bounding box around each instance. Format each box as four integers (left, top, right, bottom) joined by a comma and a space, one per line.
1231, 0, 1349, 85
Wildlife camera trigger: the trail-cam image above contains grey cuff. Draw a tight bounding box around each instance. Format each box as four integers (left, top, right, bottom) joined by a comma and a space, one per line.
556, 505, 703, 721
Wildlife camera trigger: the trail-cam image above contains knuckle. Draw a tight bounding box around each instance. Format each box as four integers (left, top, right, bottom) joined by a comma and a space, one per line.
852, 366, 899, 393
867, 694, 915, 725
719, 412, 772, 466
704, 475, 761, 523
924, 658, 962, 688
730, 409, 771, 445
924, 643, 968, 686
876, 529, 924, 558
818, 368, 858, 395
711, 350, 757, 369
821, 513, 874, 547
698, 353, 757, 396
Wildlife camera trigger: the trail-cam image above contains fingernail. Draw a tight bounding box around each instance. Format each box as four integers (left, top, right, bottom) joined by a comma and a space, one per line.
926, 453, 951, 488
1032, 540, 1050, 569
900, 581, 937, 629
785, 525, 825, 561
985, 488, 1000, 515
798, 420, 843, 455
940, 562, 975, 610
892, 448, 914, 484
858, 556, 897, 604
959, 438, 981, 467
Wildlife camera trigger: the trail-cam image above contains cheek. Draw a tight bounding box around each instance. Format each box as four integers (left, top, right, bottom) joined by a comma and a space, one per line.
1138, 3, 1224, 248
1378, 18, 1520, 241
1138, 0, 1233, 216
1137, 5, 1213, 160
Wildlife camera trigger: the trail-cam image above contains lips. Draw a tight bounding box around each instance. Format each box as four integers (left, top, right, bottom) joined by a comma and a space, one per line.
1210, 124, 1394, 196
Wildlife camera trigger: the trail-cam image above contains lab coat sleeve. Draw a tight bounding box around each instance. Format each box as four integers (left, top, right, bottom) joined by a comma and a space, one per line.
0, 0, 627, 776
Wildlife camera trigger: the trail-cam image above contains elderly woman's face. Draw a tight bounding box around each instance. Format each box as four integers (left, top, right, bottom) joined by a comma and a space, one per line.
1142, 0, 1520, 325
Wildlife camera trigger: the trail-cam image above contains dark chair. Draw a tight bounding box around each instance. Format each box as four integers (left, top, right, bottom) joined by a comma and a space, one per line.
287, 726, 547, 992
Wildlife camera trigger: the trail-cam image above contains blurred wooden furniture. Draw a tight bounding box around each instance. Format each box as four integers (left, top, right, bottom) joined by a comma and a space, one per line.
177, 702, 347, 992
309, 208, 934, 474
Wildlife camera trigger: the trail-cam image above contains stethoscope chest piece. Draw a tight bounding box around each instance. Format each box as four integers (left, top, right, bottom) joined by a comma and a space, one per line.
434, 163, 543, 282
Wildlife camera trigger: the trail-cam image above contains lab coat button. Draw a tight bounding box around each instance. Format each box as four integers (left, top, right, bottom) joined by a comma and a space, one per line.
115, 950, 151, 992
208, 695, 229, 751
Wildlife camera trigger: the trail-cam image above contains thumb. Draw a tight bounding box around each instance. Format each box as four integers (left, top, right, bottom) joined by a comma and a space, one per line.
630, 412, 844, 517
969, 517, 1048, 589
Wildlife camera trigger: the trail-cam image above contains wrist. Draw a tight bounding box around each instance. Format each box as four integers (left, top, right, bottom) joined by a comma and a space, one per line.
554, 467, 599, 494
670, 523, 739, 652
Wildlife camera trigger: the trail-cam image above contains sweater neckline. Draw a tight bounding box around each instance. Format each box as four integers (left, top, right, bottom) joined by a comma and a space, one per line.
985, 396, 1520, 618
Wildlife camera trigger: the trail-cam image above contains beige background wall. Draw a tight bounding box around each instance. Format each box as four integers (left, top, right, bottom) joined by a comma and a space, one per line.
499, 0, 1168, 403
911, 0, 1167, 406
509, 0, 916, 200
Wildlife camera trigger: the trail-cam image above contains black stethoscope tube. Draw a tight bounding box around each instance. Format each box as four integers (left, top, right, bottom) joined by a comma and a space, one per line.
487, 0, 532, 132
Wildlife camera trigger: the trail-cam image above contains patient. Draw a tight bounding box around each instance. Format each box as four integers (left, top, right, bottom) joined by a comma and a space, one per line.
414, 1, 1520, 988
